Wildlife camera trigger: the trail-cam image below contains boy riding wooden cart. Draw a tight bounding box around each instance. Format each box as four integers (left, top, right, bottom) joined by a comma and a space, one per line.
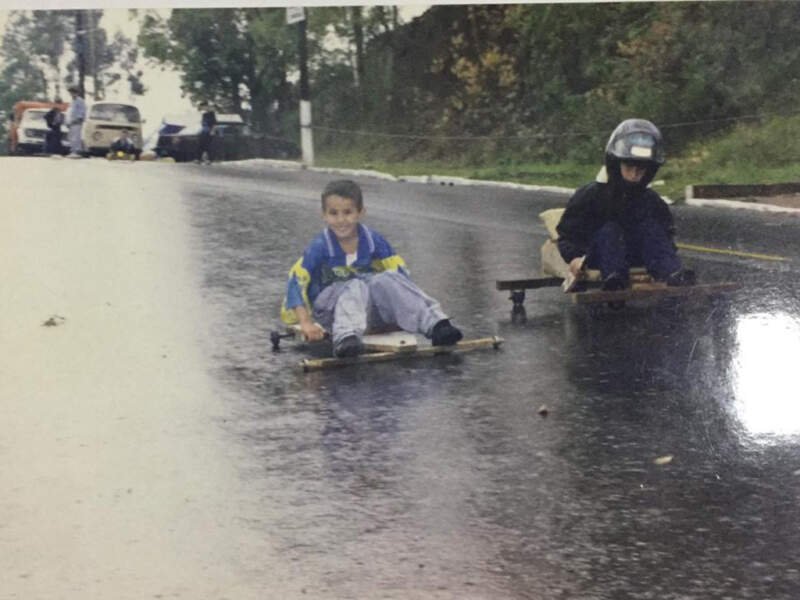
497, 119, 739, 320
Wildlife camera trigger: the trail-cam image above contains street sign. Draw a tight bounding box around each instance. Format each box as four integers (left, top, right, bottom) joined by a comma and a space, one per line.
286, 7, 305, 25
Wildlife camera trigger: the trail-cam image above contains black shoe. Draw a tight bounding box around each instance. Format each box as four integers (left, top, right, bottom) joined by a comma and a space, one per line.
601, 272, 628, 291
334, 335, 364, 358
431, 319, 463, 346
666, 268, 696, 287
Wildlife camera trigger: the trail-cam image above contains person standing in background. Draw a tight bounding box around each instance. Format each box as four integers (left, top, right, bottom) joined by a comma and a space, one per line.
196, 101, 217, 164
65, 86, 86, 157
43, 100, 65, 155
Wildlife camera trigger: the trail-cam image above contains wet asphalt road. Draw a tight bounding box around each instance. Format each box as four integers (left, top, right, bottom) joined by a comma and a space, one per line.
179, 163, 800, 599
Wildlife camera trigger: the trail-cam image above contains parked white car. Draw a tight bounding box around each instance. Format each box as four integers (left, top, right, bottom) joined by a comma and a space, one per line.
16, 108, 68, 154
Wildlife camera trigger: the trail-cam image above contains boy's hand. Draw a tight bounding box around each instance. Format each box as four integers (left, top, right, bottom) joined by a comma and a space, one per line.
293, 306, 325, 341
299, 321, 326, 342
569, 256, 586, 277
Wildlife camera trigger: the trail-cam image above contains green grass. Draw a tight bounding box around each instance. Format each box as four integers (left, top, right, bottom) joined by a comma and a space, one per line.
316, 114, 800, 203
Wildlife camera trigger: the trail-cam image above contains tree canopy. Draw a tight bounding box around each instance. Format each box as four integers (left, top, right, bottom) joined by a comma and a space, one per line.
4, 3, 798, 163
137, 2, 800, 162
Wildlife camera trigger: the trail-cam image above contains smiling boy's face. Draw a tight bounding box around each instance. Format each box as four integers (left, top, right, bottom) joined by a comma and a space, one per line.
322, 194, 364, 244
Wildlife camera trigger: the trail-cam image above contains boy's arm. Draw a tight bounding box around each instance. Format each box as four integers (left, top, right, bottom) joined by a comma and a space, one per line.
556, 187, 592, 264
293, 306, 325, 341
652, 192, 676, 237
280, 244, 322, 325
283, 252, 325, 341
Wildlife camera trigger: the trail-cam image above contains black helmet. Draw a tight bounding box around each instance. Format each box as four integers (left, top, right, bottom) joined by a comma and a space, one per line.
604, 119, 665, 188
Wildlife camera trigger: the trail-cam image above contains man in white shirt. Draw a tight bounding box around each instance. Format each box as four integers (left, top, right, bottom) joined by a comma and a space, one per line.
65, 86, 86, 157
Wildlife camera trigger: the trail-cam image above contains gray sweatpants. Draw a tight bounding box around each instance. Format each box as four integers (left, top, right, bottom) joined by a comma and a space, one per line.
68, 123, 84, 154
312, 271, 448, 347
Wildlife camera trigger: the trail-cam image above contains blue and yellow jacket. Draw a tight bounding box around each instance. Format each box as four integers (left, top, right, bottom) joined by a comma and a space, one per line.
280, 224, 409, 324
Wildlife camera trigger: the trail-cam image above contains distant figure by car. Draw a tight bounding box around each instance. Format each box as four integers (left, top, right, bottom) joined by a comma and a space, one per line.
7, 100, 70, 155
65, 86, 86, 157
196, 101, 217, 164
44, 103, 66, 155
154, 112, 300, 163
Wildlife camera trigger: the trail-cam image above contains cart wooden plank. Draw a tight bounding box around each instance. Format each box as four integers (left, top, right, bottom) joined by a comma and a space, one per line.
570, 281, 741, 304
300, 336, 505, 372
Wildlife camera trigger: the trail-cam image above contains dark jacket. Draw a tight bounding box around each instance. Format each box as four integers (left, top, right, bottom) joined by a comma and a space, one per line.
556, 177, 675, 264
44, 108, 63, 130
201, 110, 217, 133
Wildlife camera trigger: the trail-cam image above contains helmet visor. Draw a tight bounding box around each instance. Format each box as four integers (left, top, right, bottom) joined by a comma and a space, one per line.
609, 132, 658, 161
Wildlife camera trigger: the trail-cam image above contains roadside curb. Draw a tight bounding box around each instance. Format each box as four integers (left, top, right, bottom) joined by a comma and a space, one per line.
232, 159, 578, 195
396, 173, 575, 196
685, 198, 800, 215
220, 158, 799, 215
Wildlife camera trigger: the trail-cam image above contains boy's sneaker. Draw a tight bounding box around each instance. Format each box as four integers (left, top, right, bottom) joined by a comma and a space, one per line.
431, 320, 463, 346
666, 268, 696, 287
601, 272, 628, 291
334, 335, 364, 358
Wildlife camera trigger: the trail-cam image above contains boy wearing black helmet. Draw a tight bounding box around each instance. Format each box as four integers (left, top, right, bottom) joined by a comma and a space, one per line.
556, 119, 694, 290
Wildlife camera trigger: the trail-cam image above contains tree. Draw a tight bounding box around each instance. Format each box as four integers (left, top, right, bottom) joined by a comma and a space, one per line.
1, 12, 52, 102
29, 11, 73, 99
132, 3, 800, 165
1, 9, 145, 106
139, 8, 294, 135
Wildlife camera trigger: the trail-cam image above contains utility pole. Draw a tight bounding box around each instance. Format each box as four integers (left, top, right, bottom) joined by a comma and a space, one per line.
74, 10, 86, 96
351, 6, 365, 111
287, 7, 313, 166
88, 10, 98, 100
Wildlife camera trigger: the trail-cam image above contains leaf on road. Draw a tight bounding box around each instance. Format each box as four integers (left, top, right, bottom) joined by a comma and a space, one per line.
42, 315, 66, 327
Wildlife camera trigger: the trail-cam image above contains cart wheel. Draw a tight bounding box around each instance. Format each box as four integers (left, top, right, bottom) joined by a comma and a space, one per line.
509, 290, 525, 308
270, 330, 282, 352
511, 304, 527, 324
509, 289, 527, 323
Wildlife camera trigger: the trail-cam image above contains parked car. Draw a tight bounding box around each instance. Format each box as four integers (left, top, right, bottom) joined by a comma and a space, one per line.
8, 100, 70, 155
154, 113, 300, 162
82, 102, 143, 156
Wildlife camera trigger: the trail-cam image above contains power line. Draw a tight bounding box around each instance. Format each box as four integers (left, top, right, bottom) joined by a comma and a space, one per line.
313, 111, 791, 143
